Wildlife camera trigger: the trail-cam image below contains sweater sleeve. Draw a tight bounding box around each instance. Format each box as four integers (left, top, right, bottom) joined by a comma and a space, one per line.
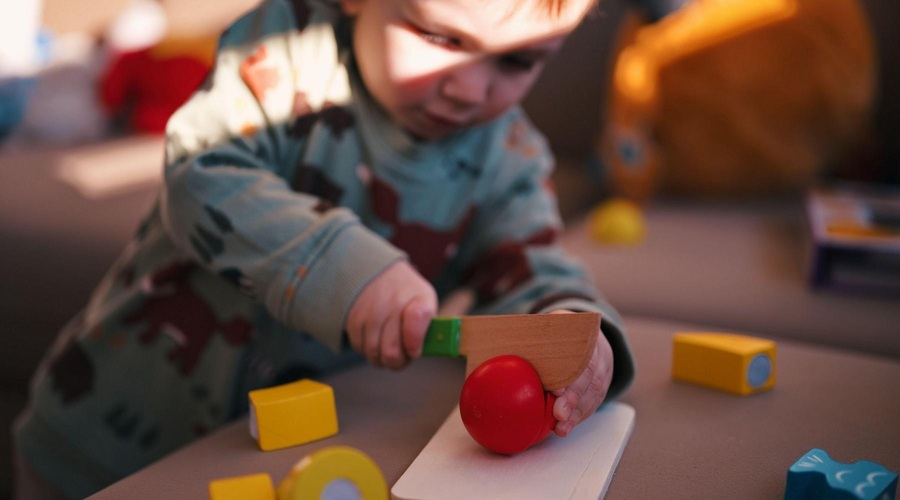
456, 111, 635, 399
160, 0, 406, 352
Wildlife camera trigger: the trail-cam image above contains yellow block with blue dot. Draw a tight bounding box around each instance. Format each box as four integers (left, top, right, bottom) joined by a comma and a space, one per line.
672, 332, 775, 395
249, 379, 338, 451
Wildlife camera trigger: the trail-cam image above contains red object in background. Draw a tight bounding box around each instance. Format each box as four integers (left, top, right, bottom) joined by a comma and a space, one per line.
459, 355, 557, 455
99, 46, 211, 134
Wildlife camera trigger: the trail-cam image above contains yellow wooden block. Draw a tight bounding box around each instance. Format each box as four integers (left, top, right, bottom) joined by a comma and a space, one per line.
249, 379, 338, 451
672, 332, 776, 395
209, 473, 275, 500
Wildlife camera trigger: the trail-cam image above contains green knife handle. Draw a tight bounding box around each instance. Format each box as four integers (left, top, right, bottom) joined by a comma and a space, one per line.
422, 317, 461, 357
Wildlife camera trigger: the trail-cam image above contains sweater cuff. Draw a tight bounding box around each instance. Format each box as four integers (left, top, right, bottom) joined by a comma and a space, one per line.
275, 222, 407, 352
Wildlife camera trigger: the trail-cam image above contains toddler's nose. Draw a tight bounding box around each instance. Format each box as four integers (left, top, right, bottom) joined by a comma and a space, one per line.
440, 61, 491, 107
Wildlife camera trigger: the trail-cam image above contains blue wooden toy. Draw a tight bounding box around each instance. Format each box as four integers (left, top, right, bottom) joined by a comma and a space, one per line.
785, 448, 897, 500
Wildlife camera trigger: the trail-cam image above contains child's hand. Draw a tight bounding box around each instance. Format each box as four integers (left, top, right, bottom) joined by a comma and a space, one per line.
346, 261, 437, 370
549, 310, 614, 437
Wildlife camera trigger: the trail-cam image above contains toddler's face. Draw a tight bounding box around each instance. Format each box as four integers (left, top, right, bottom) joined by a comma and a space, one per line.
344, 0, 590, 141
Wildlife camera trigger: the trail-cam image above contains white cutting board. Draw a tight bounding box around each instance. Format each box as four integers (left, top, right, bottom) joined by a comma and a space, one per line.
391, 402, 635, 500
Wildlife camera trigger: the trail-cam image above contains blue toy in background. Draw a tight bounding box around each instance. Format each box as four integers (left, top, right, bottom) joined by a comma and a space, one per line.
0, 0, 49, 143
786, 448, 898, 500
0, 77, 36, 141
0, 30, 50, 143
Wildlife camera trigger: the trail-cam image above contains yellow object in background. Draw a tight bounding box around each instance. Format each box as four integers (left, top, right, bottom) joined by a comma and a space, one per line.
601, 0, 875, 201
672, 332, 776, 395
277, 446, 388, 500
209, 473, 275, 500
587, 197, 646, 245
249, 379, 338, 451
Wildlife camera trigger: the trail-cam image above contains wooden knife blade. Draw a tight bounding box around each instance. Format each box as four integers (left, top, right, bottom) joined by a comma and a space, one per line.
422, 312, 600, 391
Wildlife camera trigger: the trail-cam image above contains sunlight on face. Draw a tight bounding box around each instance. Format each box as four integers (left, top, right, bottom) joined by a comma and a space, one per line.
347, 0, 592, 140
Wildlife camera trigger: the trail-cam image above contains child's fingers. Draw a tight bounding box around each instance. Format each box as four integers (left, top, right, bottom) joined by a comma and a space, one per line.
401, 296, 435, 359
553, 382, 586, 437
553, 356, 593, 437
552, 384, 580, 422
381, 313, 408, 370
552, 389, 576, 430
346, 315, 369, 360
363, 317, 387, 367
437, 288, 474, 316
553, 335, 613, 437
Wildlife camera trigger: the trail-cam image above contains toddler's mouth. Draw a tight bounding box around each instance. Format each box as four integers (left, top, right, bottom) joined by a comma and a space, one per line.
424, 111, 465, 129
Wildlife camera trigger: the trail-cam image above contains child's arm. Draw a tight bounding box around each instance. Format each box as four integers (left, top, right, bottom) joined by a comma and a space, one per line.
161, 0, 407, 353
447, 111, 635, 432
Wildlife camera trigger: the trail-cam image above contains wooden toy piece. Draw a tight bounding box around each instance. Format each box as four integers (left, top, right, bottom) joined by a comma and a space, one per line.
248, 379, 338, 451
422, 312, 600, 391
208, 473, 275, 500
459, 355, 557, 455
392, 402, 636, 500
587, 197, 646, 245
785, 448, 898, 500
277, 446, 388, 500
672, 332, 776, 395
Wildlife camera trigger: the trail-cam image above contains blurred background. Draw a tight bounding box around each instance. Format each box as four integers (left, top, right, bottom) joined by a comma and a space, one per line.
1, 0, 898, 497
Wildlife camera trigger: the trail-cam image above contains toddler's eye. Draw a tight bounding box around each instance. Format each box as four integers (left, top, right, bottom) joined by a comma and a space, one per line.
419, 30, 458, 48
407, 22, 459, 48
498, 55, 537, 72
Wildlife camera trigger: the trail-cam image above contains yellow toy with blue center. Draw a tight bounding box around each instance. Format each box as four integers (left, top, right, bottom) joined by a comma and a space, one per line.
277, 446, 388, 500
672, 332, 776, 395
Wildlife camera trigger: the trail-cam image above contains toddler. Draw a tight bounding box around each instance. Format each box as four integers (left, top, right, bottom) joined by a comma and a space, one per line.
13, 0, 635, 497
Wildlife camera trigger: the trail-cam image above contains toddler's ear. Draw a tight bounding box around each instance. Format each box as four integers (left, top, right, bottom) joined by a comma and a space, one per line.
339, 0, 364, 16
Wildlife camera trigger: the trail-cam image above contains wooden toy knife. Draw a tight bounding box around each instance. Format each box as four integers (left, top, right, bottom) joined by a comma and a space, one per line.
422, 312, 600, 391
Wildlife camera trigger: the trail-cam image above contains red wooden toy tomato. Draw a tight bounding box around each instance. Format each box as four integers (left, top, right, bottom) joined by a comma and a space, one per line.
459, 355, 558, 455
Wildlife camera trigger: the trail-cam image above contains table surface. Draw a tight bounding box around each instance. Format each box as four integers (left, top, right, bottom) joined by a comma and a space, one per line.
90, 315, 900, 499
561, 199, 900, 360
